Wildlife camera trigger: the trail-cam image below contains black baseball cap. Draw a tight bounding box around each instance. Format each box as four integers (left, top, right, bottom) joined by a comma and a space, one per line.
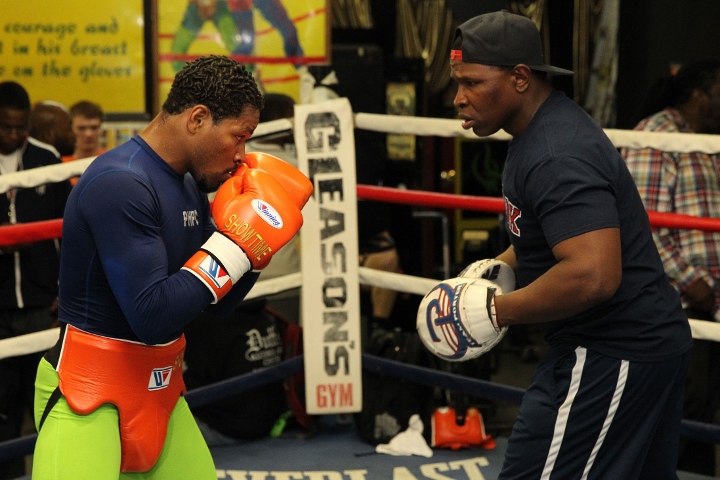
451, 11, 573, 76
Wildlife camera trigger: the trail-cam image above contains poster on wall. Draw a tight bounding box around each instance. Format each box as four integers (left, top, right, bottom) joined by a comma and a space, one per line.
157, 0, 328, 109
0, 1, 146, 115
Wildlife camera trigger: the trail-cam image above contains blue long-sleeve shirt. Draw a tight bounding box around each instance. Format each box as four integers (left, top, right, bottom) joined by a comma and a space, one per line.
59, 136, 257, 344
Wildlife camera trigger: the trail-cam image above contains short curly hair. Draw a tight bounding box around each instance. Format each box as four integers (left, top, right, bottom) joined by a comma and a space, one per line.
70, 100, 104, 121
0, 81, 31, 110
163, 55, 264, 122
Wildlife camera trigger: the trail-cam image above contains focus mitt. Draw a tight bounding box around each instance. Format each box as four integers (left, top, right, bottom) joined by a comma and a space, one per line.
417, 277, 507, 362
459, 258, 516, 293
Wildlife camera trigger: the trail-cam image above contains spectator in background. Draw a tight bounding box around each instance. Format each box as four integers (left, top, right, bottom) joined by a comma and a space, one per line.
621, 59, 720, 476
358, 224, 401, 330
68, 100, 106, 159
62, 100, 106, 186
28, 100, 75, 157
0, 81, 72, 479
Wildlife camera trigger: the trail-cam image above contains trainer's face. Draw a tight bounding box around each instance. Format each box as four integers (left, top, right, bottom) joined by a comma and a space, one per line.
0, 107, 29, 155
451, 60, 518, 137
190, 105, 259, 193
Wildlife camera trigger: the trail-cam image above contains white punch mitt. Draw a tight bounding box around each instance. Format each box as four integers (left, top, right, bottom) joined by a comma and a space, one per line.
417, 277, 508, 362
459, 258, 516, 293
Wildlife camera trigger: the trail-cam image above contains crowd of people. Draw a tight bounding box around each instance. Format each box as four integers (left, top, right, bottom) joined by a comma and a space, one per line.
0, 8, 720, 479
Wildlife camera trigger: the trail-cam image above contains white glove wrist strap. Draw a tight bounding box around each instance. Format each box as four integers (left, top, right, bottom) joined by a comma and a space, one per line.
489, 294, 500, 330
202, 232, 252, 282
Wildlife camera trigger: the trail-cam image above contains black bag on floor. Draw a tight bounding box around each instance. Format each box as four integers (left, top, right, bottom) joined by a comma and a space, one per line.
184, 300, 288, 440
354, 327, 436, 445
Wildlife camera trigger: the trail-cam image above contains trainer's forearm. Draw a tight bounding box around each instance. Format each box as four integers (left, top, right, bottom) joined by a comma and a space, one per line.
494, 260, 611, 327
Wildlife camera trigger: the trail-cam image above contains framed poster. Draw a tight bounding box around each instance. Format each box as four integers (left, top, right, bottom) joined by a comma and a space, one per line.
0, 0, 148, 117
157, 0, 328, 109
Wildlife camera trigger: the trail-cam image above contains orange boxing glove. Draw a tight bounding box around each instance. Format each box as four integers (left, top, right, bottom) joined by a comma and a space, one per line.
183, 168, 303, 302
241, 152, 313, 209
214, 168, 303, 270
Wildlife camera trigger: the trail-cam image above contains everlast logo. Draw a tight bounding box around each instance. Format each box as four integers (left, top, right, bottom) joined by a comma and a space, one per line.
306, 111, 354, 409
223, 215, 272, 262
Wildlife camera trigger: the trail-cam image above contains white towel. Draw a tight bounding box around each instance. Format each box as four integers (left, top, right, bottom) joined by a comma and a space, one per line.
376, 414, 433, 458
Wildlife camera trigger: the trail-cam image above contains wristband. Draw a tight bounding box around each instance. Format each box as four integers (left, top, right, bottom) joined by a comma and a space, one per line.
200, 232, 252, 281
182, 232, 252, 303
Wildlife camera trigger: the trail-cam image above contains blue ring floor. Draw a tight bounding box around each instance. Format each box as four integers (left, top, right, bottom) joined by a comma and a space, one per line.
208, 416, 716, 480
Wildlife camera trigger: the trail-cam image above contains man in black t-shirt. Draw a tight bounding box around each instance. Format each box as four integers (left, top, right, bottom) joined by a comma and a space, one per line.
423, 11, 692, 479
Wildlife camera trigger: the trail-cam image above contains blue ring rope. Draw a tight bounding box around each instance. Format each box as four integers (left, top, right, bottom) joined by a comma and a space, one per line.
1, 354, 718, 463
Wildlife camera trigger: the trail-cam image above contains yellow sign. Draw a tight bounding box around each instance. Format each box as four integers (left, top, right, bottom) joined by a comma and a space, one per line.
0, 1, 146, 114
157, 0, 328, 108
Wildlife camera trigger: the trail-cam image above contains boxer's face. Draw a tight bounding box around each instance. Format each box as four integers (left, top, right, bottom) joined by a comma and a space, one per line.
188, 105, 259, 194
451, 60, 519, 138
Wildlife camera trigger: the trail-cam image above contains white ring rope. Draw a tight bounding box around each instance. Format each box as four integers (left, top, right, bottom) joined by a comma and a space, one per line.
0, 158, 94, 194
1, 266, 719, 359
0, 267, 435, 359
0, 118, 293, 195
2, 110, 720, 359
353, 113, 720, 154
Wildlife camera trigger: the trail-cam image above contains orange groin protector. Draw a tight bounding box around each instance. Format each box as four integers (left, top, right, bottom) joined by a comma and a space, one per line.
57, 325, 186, 472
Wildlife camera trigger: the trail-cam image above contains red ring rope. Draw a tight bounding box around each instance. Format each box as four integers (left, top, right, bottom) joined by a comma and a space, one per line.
2, 185, 719, 247
0, 219, 63, 247
357, 185, 505, 213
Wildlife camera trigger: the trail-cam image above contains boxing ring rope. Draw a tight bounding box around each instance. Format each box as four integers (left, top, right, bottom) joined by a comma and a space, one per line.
3, 113, 720, 463
1, 353, 717, 463
3, 189, 720, 347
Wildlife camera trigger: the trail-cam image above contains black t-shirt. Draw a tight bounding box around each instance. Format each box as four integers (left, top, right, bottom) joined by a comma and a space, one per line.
502, 91, 692, 361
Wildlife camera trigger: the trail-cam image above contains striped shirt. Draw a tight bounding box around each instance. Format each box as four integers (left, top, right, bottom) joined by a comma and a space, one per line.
621, 107, 720, 317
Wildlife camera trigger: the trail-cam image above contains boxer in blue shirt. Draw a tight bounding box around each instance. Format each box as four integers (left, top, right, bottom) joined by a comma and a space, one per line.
33, 55, 311, 479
